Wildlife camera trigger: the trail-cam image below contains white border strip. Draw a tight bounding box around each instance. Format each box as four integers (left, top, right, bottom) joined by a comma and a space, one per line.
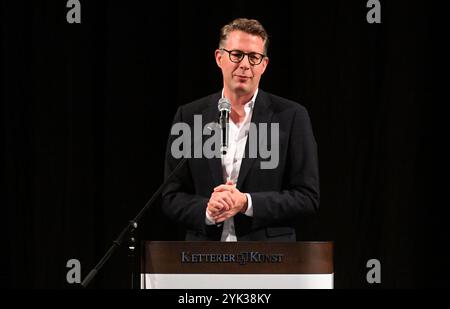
141, 273, 333, 289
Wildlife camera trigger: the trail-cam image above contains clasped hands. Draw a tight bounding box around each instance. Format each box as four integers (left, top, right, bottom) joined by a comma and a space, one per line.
207, 181, 248, 223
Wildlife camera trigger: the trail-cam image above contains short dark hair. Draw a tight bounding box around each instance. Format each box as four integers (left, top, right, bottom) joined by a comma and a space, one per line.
219, 18, 269, 54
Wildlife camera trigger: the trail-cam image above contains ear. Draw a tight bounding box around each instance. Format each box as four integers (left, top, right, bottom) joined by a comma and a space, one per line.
215, 49, 223, 68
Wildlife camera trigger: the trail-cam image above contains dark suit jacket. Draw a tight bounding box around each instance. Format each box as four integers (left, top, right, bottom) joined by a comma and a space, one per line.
162, 90, 319, 241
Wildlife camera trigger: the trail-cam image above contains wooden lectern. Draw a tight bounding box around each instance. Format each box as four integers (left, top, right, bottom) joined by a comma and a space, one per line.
141, 241, 333, 289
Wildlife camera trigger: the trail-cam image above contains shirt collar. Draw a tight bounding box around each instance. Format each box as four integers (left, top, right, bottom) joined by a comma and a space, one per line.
221, 88, 258, 111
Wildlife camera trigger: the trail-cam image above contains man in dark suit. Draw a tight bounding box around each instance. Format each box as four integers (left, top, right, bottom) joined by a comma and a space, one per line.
162, 18, 319, 241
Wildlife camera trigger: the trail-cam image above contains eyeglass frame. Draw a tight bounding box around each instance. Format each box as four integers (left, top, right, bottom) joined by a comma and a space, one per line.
219, 48, 267, 65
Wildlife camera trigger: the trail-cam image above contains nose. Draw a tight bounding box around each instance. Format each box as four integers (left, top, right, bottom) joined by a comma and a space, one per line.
239, 55, 251, 71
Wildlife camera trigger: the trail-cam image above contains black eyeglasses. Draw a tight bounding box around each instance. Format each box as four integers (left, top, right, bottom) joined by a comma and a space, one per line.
220, 48, 266, 65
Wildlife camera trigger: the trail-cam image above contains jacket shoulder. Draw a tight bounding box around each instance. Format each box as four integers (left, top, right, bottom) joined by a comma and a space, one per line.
179, 93, 219, 115
264, 92, 309, 114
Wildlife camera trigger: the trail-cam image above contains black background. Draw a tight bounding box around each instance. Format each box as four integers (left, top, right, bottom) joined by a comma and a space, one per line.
2, 0, 447, 288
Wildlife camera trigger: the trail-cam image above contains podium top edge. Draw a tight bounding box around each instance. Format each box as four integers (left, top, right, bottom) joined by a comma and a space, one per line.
143, 241, 334, 244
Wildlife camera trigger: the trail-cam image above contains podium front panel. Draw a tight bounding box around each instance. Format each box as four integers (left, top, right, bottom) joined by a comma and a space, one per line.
141, 241, 333, 289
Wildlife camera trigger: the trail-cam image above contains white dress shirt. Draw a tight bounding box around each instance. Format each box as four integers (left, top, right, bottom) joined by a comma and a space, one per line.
205, 89, 258, 241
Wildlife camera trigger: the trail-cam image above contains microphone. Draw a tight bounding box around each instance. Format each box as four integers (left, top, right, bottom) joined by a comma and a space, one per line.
218, 98, 231, 155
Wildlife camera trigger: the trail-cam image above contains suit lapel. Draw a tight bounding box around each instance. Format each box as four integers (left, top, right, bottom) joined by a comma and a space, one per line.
236, 90, 273, 190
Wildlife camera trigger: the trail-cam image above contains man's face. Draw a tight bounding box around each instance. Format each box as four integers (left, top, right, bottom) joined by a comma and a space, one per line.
215, 30, 269, 96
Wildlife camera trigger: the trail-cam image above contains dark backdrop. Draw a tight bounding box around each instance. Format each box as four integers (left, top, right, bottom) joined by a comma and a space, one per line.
2, 0, 447, 288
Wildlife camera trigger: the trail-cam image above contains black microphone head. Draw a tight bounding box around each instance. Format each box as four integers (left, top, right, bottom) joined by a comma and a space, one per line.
218, 98, 231, 113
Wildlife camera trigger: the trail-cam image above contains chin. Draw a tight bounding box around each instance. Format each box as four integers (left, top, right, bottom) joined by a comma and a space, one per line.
233, 84, 251, 94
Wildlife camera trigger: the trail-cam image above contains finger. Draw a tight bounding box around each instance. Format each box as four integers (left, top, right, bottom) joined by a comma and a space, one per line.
207, 200, 221, 210
208, 201, 224, 213
214, 184, 234, 192
213, 196, 230, 211
226, 191, 236, 204
221, 191, 236, 209
206, 209, 217, 218
214, 214, 229, 223
211, 207, 225, 217
207, 206, 219, 217
213, 209, 232, 220
212, 192, 232, 210
209, 208, 225, 217
221, 192, 235, 209
214, 210, 236, 222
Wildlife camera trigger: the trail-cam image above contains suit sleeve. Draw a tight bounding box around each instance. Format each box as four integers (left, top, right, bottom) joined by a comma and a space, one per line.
161, 107, 214, 234
250, 107, 320, 229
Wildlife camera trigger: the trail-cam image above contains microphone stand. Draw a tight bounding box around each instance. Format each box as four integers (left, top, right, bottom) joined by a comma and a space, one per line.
81, 157, 187, 288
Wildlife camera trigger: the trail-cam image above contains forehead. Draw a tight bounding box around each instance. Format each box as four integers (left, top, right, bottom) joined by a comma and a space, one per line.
224, 30, 265, 53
